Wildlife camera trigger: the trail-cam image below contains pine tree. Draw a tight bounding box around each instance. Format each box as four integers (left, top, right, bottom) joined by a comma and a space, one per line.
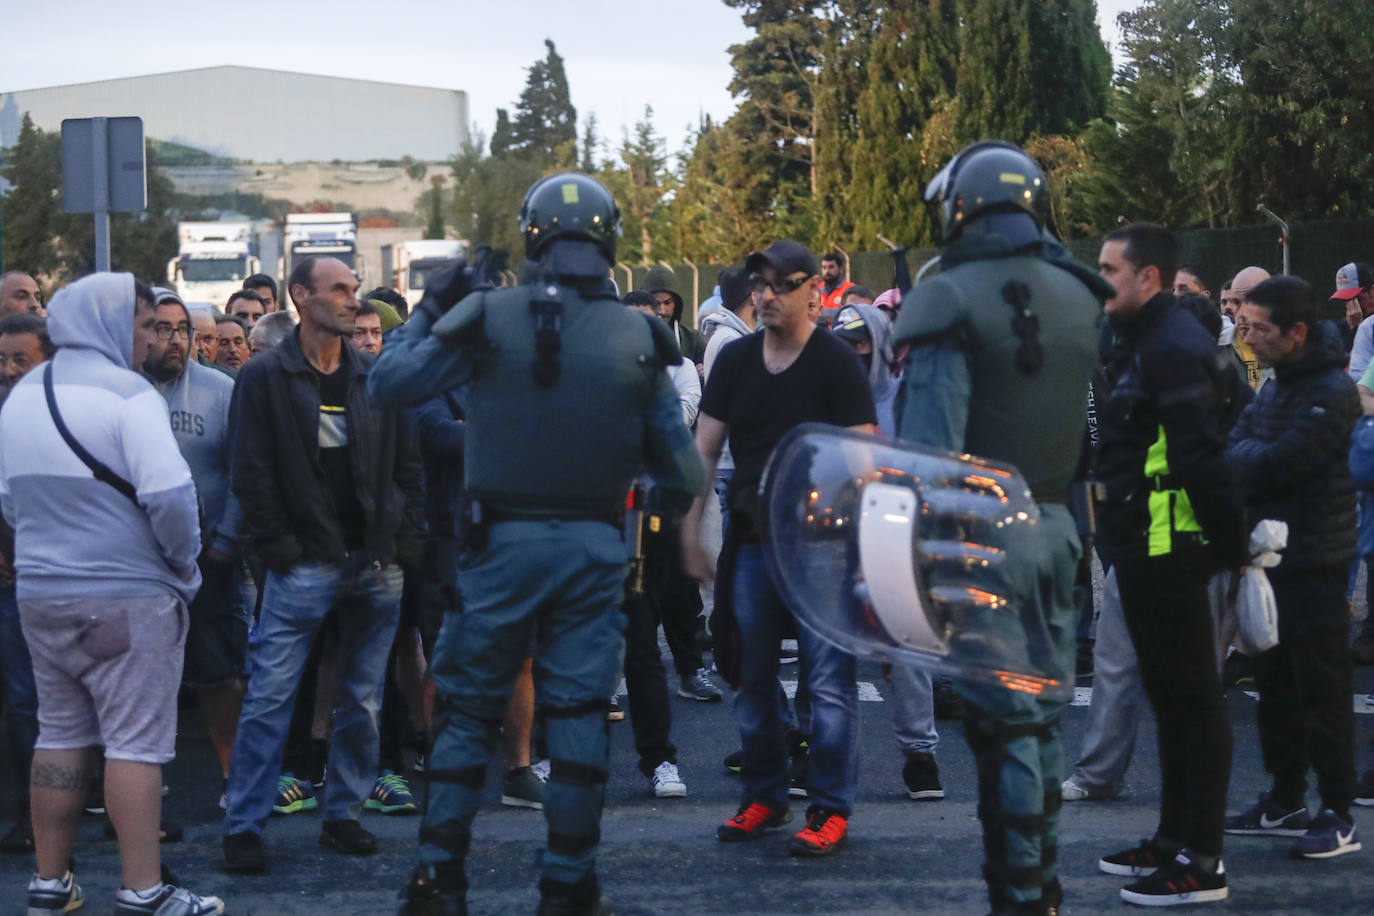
0, 114, 63, 278
953, 0, 1034, 143
509, 39, 578, 168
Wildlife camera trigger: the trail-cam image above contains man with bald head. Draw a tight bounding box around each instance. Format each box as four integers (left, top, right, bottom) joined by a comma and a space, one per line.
0, 272, 43, 318
1227, 266, 1271, 390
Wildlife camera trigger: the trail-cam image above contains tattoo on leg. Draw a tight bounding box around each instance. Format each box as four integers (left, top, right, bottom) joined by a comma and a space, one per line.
31, 763, 87, 792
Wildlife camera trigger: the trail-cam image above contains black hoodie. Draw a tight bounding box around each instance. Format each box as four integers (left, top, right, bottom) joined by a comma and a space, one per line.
1227, 320, 1360, 581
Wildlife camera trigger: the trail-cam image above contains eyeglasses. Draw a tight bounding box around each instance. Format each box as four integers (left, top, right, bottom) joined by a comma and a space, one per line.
153, 323, 192, 341
752, 272, 811, 296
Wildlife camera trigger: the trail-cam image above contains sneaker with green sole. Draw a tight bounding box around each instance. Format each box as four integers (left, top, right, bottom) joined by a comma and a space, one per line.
364, 770, 419, 815
271, 774, 318, 816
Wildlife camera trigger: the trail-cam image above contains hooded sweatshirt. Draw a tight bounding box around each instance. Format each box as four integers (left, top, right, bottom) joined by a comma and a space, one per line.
701, 306, 755, 471
844, 304, 900, 433
148, 299, 243, 555
0, 273, 202, 604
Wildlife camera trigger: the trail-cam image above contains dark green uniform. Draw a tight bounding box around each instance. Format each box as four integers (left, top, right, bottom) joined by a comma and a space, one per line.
370, 270, 704, 913
893, 243, 1101, 913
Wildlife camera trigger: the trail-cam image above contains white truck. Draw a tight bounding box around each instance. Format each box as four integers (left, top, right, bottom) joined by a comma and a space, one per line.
381, 239, 468, 308
282, 212, 364, 288
166, 221, 260, 308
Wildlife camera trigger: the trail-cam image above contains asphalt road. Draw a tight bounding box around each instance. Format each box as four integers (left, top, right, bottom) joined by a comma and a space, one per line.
3, 652, 1374, 916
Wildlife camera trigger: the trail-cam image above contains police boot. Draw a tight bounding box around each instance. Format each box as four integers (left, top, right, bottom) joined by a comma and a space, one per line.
398, 863, 466, 916
536, 873, 613, 916
1041, 877, 1062, 916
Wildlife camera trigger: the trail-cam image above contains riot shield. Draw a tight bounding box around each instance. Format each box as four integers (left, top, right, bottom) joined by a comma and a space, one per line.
760, 423, 1058, 695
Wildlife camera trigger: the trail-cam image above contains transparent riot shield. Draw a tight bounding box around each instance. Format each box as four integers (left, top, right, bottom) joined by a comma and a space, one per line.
760, 423, 1058, 695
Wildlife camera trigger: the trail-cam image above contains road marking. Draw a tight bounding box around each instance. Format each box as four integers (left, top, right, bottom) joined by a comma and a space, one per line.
780, 680, 884, 702
1072, 686, 1374, 713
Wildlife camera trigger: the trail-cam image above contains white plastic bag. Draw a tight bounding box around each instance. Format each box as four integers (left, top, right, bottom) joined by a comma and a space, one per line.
1234, 520, 1287, 655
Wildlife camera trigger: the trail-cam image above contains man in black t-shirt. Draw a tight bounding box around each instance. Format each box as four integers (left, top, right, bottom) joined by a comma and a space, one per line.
683, 239, 875, 858
222, 256, 425, 874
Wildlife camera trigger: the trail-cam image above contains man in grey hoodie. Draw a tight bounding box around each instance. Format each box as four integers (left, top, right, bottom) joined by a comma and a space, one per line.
0, 273, 224, 915
143, 287, 247, 806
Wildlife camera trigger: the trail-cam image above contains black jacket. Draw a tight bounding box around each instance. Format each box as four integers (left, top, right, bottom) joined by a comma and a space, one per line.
1094, 293, 1250, 568
1227, 322, 1359, 576
230, 329, 426, 573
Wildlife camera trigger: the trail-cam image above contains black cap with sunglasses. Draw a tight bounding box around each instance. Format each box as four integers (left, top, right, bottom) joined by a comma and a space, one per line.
745, 239, 820, 284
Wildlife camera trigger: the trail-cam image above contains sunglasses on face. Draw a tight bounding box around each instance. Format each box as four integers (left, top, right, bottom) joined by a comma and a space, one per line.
752, 272, 811, 296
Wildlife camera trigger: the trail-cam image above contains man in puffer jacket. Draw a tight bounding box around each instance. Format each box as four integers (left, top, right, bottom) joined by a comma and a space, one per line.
1224, 275, 1363, 859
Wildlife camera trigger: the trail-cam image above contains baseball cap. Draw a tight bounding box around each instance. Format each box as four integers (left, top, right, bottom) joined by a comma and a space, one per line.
150, 286, 185, 307
1331, 262, 1374, 300
831, 306, 872, 343
745, 239, 820, 279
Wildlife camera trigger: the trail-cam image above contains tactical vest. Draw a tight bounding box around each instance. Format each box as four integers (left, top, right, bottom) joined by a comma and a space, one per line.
895, 256, 1101, 503
462, 283, 665, 514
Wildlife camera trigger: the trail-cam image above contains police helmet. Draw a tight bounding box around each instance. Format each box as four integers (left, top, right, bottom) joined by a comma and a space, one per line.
925, 141, 1048, 243
519, 173, 622, 261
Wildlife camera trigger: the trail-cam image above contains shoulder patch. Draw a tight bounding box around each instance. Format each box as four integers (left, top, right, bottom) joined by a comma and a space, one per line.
432, 291, 489, 343
890, 275, 968, 347
644, 312, 684, 366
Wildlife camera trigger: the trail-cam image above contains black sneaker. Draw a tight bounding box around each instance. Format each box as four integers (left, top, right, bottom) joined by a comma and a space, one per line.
722, 749, 742, 774
221, 830, 268, 874
399, 863, 467, 916
1099, 837, 1170, 876
501, 766, 545, 810
902, 752, 944, 801
1120, 849, 1228, 906
319, 818, 378, 856
1224, 792, 1312, 836
536, 873, 612, 916
788, 747, 809, 799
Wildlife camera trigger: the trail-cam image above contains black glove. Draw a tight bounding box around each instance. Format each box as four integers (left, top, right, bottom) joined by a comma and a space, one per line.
415, 246, 507, 323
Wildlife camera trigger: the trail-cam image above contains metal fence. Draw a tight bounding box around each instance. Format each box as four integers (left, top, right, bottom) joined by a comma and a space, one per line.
619, 218, 1374, 327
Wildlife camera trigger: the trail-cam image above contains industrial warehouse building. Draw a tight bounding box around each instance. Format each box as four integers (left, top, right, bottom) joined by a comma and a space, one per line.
0, 65, 468, 162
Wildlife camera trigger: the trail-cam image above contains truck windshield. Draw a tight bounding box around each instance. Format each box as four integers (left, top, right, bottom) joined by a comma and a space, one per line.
410, 259, 457, 290
181, 258, 248, 282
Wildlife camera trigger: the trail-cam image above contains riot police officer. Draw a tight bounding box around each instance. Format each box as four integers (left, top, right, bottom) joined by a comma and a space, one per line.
891, 141, 1107, 916
369, 173, 705, 916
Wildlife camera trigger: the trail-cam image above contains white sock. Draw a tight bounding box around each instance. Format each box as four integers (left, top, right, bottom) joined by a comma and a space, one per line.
120, 882, 164, 901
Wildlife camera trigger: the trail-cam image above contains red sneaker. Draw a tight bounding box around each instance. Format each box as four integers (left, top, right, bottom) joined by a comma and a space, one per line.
789, 807, 848, 857
717, 802, 791, 842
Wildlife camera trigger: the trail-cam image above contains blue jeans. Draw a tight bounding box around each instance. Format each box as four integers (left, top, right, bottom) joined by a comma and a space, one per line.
732, 542, 859, 815
0, 583, 38, 795
225, 556, 403, 835
889, 664, 938, 756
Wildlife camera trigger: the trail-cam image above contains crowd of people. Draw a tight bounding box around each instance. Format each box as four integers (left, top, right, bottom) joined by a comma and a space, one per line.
0, 144, 1372, 916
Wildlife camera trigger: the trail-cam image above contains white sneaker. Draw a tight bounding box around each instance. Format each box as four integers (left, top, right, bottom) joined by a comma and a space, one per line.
650, 761, 687, 798
1061, 775, 1090, 801
115, 883, 225, 915
28, 870, 83, 916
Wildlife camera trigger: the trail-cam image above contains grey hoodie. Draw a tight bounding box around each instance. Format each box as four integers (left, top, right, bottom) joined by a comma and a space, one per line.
846, 304, 900, 433
0, 273, 202, 603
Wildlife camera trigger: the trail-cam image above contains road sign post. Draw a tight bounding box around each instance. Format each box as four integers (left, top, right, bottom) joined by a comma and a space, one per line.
61, 116, 146, 272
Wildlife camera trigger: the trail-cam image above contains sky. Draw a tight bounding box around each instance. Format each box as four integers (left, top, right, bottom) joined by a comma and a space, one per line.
2, 0, 1140, 160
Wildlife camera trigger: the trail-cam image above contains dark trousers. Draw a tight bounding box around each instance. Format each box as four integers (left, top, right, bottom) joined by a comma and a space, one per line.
650, 520, 705, 677
622, 581, 677, 777
1117, 554, 1232, 857
1257, 567, 1355, 817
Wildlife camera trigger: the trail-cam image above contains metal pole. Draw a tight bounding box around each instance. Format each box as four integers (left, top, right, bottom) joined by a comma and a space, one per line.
1257, 203, 1290, 276
91, 117, 111, 272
